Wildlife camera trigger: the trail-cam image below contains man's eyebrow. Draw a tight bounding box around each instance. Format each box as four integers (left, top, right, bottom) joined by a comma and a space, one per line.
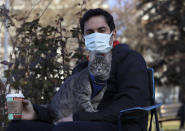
86, 29, 94, 32
97, 26, 106, 30
85, 26, 107, 32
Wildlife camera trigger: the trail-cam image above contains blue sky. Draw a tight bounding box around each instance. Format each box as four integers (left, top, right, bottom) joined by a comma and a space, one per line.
107, 0, 117, 8
107, 0, 128, 8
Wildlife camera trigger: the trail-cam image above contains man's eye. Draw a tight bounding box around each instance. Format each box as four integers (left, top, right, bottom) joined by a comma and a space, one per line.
86, 32, 93, 35
99, 30, 105, 33
85, 30, 94, 35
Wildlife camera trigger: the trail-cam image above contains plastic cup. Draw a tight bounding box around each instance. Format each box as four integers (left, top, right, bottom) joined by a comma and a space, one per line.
6, 93, 24, 120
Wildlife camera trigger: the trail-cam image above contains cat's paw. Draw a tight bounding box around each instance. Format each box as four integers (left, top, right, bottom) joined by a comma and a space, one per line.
54, 118, 63, 125
86, 108, 98, 112
85, 108, 96, 112
93, 109, 98, 112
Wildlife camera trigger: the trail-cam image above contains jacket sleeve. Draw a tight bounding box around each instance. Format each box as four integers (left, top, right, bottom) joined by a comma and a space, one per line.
33, 104, 53, 123
73, 52, 149, 127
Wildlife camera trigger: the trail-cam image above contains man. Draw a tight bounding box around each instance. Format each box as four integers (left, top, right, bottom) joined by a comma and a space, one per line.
6, 8, 149, 131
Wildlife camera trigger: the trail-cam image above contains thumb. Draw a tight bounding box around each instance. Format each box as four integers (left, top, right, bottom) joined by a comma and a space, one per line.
23, 99, 29, 104
22, 100, 31, 107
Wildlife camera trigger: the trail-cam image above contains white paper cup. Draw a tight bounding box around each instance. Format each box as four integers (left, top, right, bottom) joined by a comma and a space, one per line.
6, 93, 24, 120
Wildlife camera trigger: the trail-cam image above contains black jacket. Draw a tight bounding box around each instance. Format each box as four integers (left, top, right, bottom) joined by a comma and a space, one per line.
33, 44, 150, 130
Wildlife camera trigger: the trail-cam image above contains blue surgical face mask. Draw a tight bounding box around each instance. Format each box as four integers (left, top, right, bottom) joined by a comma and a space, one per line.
84, 32, 113, 54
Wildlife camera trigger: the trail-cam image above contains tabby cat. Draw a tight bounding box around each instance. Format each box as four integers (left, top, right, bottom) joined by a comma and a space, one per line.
48, 51, 112, 123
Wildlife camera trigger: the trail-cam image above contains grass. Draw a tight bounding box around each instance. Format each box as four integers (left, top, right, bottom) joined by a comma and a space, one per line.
152, 121, 182, 131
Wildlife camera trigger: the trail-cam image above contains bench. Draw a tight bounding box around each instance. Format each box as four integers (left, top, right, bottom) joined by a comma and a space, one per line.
158, 103, 181, 127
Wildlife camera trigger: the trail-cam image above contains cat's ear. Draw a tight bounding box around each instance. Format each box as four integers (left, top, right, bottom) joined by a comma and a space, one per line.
89, 51, 96, 61
104, 51, 112, 62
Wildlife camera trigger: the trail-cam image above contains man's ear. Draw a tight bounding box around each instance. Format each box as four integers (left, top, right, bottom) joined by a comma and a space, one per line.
112, 29, 117, 41
109, 29, 117, 46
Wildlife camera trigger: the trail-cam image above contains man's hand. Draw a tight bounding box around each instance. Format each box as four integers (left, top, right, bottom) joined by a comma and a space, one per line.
21, 100, 37, 120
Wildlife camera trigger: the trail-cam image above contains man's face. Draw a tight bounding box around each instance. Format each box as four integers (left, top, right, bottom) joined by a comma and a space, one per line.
84, 15, 116, 44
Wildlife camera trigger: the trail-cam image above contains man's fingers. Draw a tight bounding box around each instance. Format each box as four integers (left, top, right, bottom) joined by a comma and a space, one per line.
22, 100, 34, 111
5, 105, 8, 109
22, 100, 30, 105
4, 104, 8, 114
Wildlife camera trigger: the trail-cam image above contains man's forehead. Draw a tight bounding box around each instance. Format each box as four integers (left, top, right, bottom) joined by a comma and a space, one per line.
84, 16, 109, 30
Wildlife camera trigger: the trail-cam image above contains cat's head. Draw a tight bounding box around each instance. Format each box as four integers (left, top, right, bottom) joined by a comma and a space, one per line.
88, 51, 112, 80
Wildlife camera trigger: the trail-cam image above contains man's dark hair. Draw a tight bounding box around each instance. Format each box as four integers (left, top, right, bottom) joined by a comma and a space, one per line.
80, 8, 115, 34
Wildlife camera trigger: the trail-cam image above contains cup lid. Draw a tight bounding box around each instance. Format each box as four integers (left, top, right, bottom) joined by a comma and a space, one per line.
6, 93, 24, 98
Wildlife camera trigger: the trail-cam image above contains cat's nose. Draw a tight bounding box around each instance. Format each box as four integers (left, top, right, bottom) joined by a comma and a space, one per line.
98, 68, 102, 72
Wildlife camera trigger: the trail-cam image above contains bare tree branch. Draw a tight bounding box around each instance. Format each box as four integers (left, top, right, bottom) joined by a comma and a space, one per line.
38, 0, 53, 19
